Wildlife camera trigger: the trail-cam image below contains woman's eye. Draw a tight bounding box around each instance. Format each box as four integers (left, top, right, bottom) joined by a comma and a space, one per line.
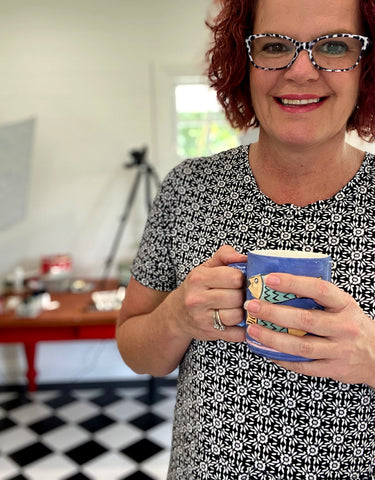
262, 42, 291, 54
318, 41, 348, 56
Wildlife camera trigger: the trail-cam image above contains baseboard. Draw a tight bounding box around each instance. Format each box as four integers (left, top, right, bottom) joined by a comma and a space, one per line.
0, 376, 177, 393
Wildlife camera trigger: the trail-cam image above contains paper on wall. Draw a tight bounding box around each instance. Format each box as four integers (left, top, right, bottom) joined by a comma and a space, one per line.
0, 118, 36, 230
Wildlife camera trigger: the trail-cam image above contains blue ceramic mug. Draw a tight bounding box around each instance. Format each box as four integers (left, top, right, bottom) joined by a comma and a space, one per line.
231, 249, 331, 362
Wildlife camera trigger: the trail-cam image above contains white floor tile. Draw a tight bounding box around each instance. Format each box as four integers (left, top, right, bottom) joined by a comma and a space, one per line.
103, 398, 146, 421
0, 456, 19, 480
0, 425, 37, 454
28, 390, 61, 402
159, 386, 179, 397
151, 396, 176, 420
42, 424, 91, 451
141, 449, 171, 480
94, 422, 143, 450
71, 388, 105, 399
57, 399, 100, 422
114, 386, 148, 400
0, 392, 18, 403
146, 421, 173, 449
8, 402, 53, 424
83, 451, 137, 480
24, 453, 77, 480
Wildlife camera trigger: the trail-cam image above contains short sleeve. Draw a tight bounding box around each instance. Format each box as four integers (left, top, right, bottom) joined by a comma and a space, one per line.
131, 168, 177, 292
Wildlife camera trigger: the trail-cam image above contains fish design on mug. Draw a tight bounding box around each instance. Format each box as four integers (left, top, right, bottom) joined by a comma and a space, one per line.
248, 274, 300, 303
247, 274, 306, 336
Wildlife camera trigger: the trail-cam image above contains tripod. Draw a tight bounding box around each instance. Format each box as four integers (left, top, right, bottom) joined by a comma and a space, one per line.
101, 147, 162, 404
101, 147, 161, 285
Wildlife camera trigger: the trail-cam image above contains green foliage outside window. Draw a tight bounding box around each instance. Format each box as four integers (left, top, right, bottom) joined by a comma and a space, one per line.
177, 112, 238, 158
175, 83, 239, 159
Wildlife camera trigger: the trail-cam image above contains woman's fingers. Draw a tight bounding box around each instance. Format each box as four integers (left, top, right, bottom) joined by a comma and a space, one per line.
246, 317, 333, 361
243, 273, 375, 385
214, 307, 246, 327
265, 273, 352, 311
203, 245, 247, 269
245, 298, 338, 337
187, 264, 245, 291
175, 245, 247, 341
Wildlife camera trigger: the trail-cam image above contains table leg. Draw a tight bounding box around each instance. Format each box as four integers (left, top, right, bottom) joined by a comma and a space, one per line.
148, 375, 155, 403
23, 343, 37, 391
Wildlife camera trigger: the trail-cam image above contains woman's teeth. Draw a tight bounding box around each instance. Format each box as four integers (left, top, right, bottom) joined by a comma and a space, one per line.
280, 98, 321, 105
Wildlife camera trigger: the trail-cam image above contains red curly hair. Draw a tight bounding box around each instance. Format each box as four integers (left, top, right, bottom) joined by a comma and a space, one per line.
206, 0, 375, 141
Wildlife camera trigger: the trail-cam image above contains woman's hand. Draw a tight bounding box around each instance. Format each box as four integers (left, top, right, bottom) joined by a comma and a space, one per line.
244, 273, 375, 387
117, 245, 246, 377
172, 245, 247, 343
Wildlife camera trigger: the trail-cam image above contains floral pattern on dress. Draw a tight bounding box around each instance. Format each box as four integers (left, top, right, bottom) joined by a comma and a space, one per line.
132, 145, 375, 479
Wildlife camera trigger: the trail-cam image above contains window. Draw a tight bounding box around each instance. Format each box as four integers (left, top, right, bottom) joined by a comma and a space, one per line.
174, 81, 239, 159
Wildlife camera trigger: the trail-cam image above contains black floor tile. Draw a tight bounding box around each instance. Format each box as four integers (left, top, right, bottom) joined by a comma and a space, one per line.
79, 413, 115, 433
9, 441, 52, 467
0, 395, 31, 411
0, 416, 16, 432
28, 414, 66, 435
45, 392, 76, 409
121, 438, 163, 463
63, 473, 92, 480
89, 390, 122, 407
65, 439, 107, 465
129, 412, 165, 431
64, 472, 92, 480
136, 391, 167, 406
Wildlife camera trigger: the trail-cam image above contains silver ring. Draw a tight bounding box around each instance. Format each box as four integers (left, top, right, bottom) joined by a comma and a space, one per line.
213, 309, 226, 331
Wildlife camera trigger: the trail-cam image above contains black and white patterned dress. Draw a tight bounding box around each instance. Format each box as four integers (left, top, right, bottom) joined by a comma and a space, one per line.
132, 145, 375, 480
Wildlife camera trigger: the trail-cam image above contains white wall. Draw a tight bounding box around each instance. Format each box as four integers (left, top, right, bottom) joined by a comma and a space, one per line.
0, 0, 212, 385
0, 0, 213, 280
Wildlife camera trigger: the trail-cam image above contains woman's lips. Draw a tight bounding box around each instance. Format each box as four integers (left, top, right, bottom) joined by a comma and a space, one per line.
279, 97, 322, 105
275, 96, 328, 111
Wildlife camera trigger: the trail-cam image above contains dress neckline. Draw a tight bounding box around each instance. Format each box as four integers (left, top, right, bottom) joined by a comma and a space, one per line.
241, 144, 371, 211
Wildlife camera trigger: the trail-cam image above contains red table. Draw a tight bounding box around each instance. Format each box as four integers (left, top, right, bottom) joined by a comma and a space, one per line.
0, 281, 119, 391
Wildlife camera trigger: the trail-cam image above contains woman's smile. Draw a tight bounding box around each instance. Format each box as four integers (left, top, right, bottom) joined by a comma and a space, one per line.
275, 95, 328, 113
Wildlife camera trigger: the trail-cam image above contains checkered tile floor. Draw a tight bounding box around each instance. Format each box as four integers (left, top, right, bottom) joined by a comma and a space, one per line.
0, 380, 176, 480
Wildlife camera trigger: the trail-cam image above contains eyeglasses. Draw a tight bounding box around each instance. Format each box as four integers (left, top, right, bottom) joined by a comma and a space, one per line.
245, 33, 371, 72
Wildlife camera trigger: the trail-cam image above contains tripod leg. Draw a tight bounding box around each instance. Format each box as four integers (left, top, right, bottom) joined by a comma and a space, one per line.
101, 170, 142, 285
145, 167, 152, 212
144, 166, 161, 211
149, 165, 161, 189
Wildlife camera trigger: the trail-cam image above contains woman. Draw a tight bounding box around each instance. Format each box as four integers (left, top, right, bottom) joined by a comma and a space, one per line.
117, 0, 375, 478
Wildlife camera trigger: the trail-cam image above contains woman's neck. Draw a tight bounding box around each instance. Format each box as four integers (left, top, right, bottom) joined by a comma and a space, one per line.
249, 135, 364, 206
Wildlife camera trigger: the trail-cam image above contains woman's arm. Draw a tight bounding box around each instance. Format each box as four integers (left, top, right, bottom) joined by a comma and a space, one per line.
116, 245, 247, 377
116, 278, 190, 376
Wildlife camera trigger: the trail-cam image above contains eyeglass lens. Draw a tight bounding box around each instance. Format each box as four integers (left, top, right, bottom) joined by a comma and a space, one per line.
250, 36, 364, 70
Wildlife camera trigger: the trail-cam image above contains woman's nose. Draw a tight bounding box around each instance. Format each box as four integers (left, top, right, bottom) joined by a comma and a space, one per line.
283, 50, 320, 82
